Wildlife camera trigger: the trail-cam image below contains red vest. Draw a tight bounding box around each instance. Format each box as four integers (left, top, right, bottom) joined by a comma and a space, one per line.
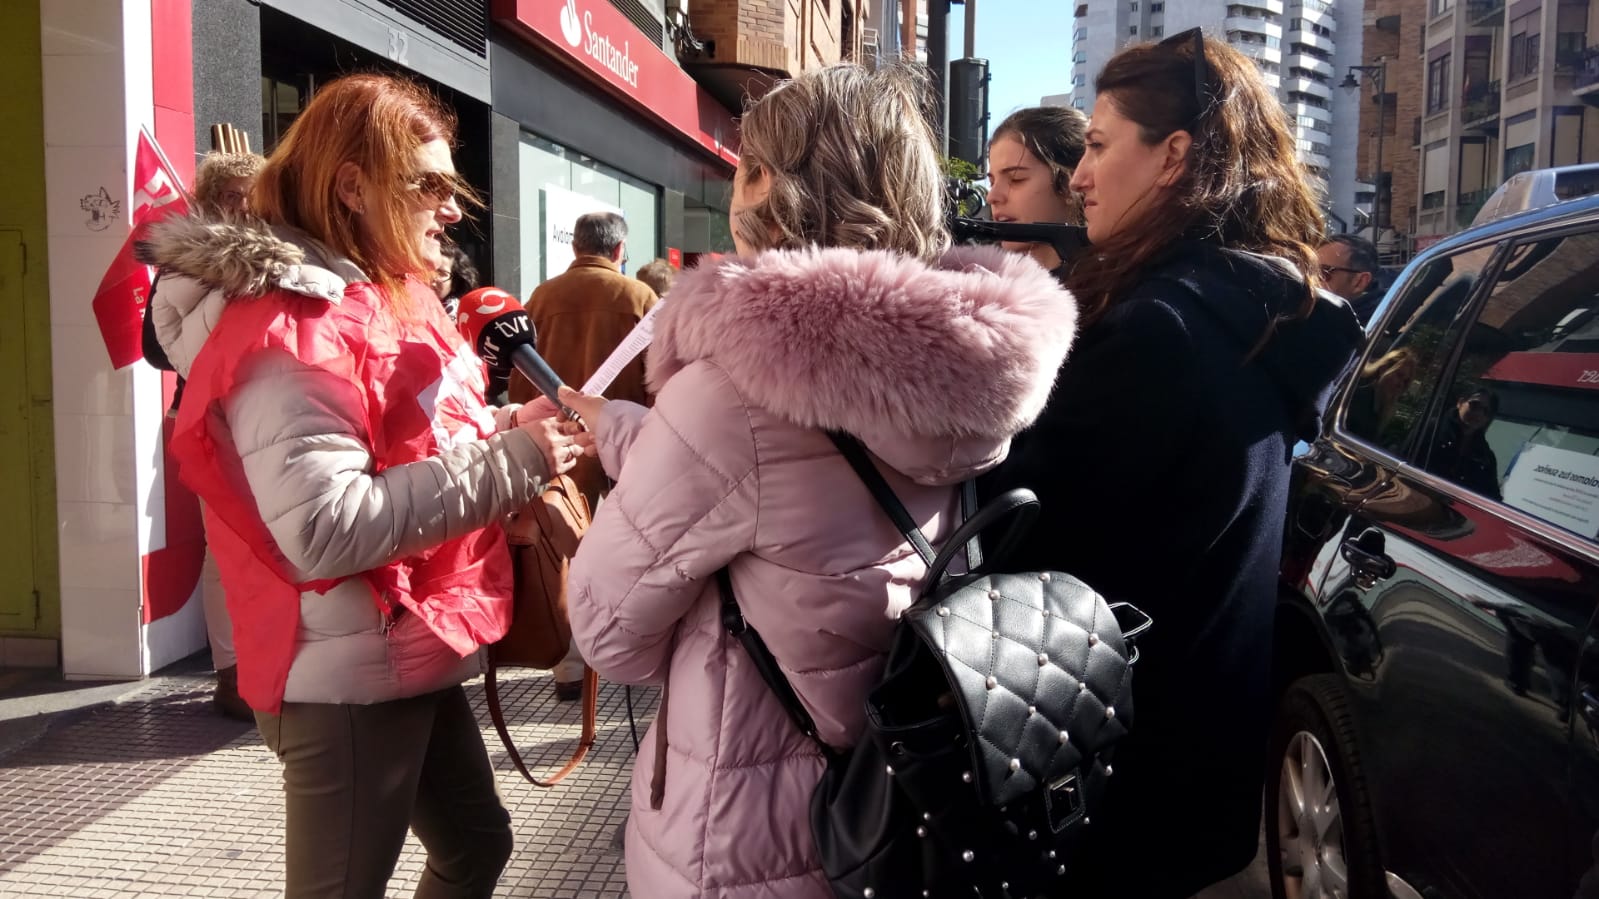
173, 278, 513, 712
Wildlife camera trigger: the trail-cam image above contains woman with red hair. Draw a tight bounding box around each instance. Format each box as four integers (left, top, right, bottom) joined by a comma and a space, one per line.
142, 73, 591, 898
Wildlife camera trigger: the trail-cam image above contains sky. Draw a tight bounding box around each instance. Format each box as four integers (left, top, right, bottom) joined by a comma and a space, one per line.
948, 0, 1077, 140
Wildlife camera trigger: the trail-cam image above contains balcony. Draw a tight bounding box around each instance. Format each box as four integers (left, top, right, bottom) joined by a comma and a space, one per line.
1576, 44, 1599, 105
1288, 101, 1332, 124
1466, 0, 1504, 26
1284, 76, 1331, 99
1461, 79, 1501, 131
1288, 29, 1334, 54
1286, 53, 1335, 79
1233, 41, 1284, 64
1456, 188, 1493, 227
1223, 14, 1283, 38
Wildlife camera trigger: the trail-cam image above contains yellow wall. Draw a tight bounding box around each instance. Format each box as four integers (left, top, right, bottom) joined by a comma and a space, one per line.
0, 0, 61, 641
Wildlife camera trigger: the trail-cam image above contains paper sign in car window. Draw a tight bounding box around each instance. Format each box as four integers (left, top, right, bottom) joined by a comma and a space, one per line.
1501, 443, 1599, 541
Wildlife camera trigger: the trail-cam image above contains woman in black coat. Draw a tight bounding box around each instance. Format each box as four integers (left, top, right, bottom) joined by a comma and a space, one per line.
980, 30, 1364, 898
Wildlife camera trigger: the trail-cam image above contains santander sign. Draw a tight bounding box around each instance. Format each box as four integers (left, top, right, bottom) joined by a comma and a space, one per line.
491, 0, 739, 167
560, 0, 639, 88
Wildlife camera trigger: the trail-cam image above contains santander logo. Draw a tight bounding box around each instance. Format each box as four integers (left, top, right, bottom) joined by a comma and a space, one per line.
559, 0, 582, 48
553, 0, 642, 89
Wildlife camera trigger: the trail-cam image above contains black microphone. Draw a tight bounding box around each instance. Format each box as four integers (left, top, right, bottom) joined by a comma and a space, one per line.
456, 287, 576, 419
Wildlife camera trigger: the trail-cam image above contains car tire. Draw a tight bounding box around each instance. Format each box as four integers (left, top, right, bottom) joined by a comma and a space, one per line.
1266, 674, 1387, 899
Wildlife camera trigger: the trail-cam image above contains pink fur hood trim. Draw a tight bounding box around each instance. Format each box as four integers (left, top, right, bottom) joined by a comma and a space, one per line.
646, 244, 1077, 444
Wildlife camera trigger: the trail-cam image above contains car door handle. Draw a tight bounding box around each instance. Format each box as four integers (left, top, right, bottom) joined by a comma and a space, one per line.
1340, 528, 1396, 589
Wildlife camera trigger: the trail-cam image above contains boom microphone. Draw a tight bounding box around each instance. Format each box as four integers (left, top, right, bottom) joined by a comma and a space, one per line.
455, 287, 575, 418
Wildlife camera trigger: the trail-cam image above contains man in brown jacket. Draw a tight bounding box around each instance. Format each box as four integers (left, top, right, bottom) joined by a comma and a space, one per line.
519, 211, 658, 699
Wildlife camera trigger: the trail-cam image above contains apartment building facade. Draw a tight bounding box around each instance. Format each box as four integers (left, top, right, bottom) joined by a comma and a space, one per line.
1395, 0, 1599, 248
1069, 0, 1366, 229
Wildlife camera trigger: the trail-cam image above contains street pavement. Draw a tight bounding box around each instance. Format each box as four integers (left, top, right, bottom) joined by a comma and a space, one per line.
0, 657, 1269, 898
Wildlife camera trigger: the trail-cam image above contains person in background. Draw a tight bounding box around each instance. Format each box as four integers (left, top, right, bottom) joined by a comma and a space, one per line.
138, 148, 266, 722
141, 73, 591, 899
979, 30, 1364, 898
556, 62, 1076, 899
1427, 386, 1502, 500
986, 105, 1088, 272
523, 211, 659, 702
634, 258, 676, 298
432, 237, 479, 322
1318, 233, 1385, 326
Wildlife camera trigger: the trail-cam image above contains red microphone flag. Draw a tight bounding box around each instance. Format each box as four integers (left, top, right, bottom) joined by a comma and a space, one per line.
91, 128, 189, 368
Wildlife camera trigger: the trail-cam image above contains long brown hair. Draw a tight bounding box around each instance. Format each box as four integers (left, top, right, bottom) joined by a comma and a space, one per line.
735, 62, 949, 262
1069, 32, 1325, 330
251, 73, 474, 299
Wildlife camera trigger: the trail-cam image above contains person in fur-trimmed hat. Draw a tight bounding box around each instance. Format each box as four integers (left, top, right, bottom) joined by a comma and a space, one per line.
138, 147, 266, 723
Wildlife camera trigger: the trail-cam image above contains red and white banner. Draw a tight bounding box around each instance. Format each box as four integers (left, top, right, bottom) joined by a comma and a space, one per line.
91, 128, 188, 369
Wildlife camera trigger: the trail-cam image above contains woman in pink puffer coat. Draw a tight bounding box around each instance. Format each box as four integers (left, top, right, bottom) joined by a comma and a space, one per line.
562, 63, 1078, 899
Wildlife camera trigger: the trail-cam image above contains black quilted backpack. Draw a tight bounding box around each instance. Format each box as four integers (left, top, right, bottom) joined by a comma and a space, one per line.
721, 434, 1150, 899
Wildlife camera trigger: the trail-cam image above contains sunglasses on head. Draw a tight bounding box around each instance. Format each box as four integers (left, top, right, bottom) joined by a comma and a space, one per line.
1158, 27, 1216, 126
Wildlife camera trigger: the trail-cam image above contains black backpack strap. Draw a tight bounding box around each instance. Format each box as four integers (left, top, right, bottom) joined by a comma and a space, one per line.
827, 432, 937, 566
718, 568, 839, 763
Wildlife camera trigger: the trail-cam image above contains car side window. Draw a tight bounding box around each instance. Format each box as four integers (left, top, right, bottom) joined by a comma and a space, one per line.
1342, 246, 1494, 458
1419, 228, 1599, 543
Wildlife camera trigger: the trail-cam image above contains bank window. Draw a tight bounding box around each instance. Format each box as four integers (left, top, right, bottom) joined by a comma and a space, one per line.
516, 133, 661, 298
1342, 245, 1494, 457
1419, 229, 1599, 540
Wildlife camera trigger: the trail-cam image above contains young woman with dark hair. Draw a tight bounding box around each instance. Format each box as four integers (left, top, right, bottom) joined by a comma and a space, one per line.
980, 31, 1365, 898
986, 105, 1088, 271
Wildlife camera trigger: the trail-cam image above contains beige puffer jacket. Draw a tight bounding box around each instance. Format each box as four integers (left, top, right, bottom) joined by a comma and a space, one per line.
143, 215, 545, 705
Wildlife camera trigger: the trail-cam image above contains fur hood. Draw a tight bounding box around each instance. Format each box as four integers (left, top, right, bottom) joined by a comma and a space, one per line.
648, 245, 1077, 447
136, 212, 363, 300
136, 213, 363, 379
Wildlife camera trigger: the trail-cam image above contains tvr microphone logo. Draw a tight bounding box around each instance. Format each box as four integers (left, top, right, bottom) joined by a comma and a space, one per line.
560, 0, 583, 48
473, 288, 510, 316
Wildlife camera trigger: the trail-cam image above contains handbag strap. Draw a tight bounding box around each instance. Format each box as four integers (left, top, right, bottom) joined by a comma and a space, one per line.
719, 433, 987, 763
485, 659, 598, 787
718, 568, 839, 763
827, 432, 986, 578
826, 432, 937, 565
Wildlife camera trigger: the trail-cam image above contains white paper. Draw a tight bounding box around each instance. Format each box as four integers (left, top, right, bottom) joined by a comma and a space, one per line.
581, 301, 663, 396
1501, 443, 1599, 539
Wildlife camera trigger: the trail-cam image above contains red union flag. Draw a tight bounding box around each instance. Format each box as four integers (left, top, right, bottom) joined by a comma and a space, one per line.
91, 128, 189, 368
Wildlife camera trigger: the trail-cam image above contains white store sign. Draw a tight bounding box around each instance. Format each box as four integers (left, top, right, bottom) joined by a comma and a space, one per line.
1501, 443, 1599, 540
541, 184, 623, 281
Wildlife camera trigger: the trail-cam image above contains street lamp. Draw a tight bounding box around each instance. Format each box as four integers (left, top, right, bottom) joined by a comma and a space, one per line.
1342, 62, 1388, 250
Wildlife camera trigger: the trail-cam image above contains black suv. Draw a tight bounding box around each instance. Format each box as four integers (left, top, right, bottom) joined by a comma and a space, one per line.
1273, 195, 1599, 899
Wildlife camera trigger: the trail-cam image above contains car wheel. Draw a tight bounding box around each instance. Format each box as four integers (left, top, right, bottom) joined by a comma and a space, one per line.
1266, 674, 1387, 899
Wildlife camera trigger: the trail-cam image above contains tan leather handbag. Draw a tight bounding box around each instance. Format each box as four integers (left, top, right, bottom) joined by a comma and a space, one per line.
485, 473, 599, 786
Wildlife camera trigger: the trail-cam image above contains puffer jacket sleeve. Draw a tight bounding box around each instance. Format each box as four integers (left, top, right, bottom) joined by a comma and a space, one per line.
568, 360, 759, 685
223, 348, 550, 583
594, 399, 650, 479
149, 273, 222, 380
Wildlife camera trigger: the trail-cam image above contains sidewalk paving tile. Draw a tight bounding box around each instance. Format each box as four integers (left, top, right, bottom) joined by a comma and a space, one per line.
0, 667, 657, 899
